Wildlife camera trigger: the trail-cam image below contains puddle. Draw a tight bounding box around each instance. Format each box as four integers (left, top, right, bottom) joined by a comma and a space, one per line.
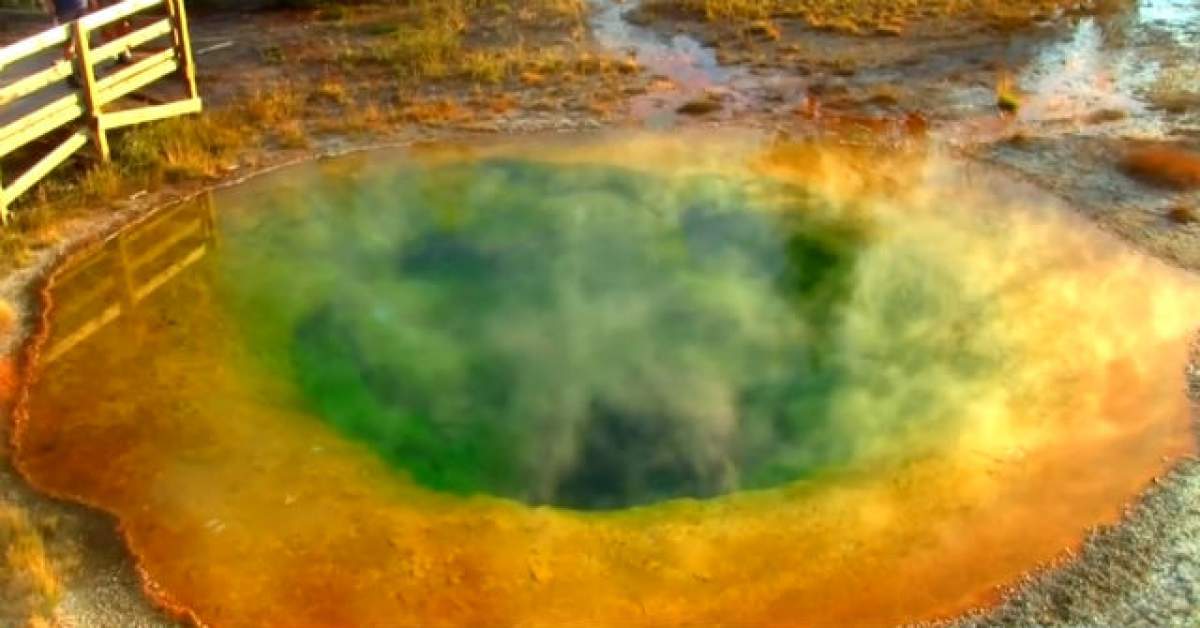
588, 0, 750, 123
988, 0, 1200, 137
11, 133, 1200, 628
1138, 0, 1200, 41
1018, 18, 1145, 125
589, 0, 729, 85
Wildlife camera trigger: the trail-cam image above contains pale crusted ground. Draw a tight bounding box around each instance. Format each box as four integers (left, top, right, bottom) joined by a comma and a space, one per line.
0, 0, 1199, 626
950, 459, 1200, 628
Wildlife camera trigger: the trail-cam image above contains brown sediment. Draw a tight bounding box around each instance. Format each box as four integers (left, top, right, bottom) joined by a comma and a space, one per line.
1167, 205, 1196, 224
1121, 145, 1200, 191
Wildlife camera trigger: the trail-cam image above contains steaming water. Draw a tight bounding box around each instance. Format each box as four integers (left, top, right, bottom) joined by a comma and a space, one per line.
12, 133, 1199, 627
270, 159, 871, 509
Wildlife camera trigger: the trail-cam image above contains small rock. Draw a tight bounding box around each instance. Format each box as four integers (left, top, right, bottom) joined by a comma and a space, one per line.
1167, 205, 1197, 224
1087, 108, 1128, 124
904, 112, 929, 137
1006, 131, 1031, 147
624, 9, 653, 27
715, 49, 739, 65
520, 71, 546, 86
1122, 145, 1200, 190
874, 23, 904, 37
764, 89, 787, 104
677, 97, 723, 116
461, 121, 500, 133
746, 20, 781, 41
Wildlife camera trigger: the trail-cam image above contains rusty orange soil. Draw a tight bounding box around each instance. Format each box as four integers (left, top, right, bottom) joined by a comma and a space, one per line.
9, 136, 1200, 628
0, 358, 15, 407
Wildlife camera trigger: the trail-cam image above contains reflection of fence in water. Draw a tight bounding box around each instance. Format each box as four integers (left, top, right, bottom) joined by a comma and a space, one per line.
44, 194, 215, 364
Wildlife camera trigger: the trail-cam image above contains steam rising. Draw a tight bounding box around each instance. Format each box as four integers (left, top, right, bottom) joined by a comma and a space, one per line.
216, 139, 1188, 510
228, 161, 865, 507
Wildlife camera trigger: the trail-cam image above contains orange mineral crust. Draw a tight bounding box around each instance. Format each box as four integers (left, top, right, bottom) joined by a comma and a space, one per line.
0, 356, 15, 408
11, 136, 1199, 628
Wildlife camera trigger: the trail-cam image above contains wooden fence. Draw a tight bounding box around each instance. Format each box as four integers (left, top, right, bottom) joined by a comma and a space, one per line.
0, 0, 201, 223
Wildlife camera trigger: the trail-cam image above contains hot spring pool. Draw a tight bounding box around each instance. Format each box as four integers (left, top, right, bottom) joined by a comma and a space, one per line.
12, 133, 1199, 627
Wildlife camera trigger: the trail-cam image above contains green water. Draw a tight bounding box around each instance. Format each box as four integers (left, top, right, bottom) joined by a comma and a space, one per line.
216, 155, 999, 510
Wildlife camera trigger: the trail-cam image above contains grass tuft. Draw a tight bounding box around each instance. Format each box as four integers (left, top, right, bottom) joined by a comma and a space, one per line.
387, 23, 463, 78
1147, 66, 1200, 113
0, 506, 61, 628
119, 113, 245, 182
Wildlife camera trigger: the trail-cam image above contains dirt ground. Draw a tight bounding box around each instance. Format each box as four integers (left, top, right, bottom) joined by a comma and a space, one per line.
1, 0, 1199, 626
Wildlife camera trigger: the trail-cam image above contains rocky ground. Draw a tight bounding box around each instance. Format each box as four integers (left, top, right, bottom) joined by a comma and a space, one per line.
1, 0, 1199, 626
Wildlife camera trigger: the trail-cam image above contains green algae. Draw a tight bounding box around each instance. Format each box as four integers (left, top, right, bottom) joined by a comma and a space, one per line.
214, 156, 1001, 509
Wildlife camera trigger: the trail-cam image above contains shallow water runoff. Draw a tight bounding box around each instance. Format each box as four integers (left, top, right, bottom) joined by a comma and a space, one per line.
13, 132, 1200, 627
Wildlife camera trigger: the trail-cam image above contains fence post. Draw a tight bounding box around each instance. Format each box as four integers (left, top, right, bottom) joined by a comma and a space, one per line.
71, 20, 110, 162
165, 0, 199, 100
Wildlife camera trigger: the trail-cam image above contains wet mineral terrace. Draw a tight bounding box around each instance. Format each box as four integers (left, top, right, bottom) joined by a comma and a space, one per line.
11, 133, 1199, 627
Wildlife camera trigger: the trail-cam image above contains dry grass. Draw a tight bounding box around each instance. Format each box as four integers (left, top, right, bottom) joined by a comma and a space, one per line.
1121, 145, 1200, 190
327, 0, 587, 81
642, 0, 1116, 33
242, 86, 302, 128
396, 97, 471, 125
462, 45, 589, 86
312, 78, 352, 106
385, 22, 464, 78
0, 505, 61, 628
1147, 65, 1200, 113
77, 164, 124, 202
275, 120, 314, 150
312, 101, 394, 135
335, 20, 591, 87
119, 116, 240, 183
